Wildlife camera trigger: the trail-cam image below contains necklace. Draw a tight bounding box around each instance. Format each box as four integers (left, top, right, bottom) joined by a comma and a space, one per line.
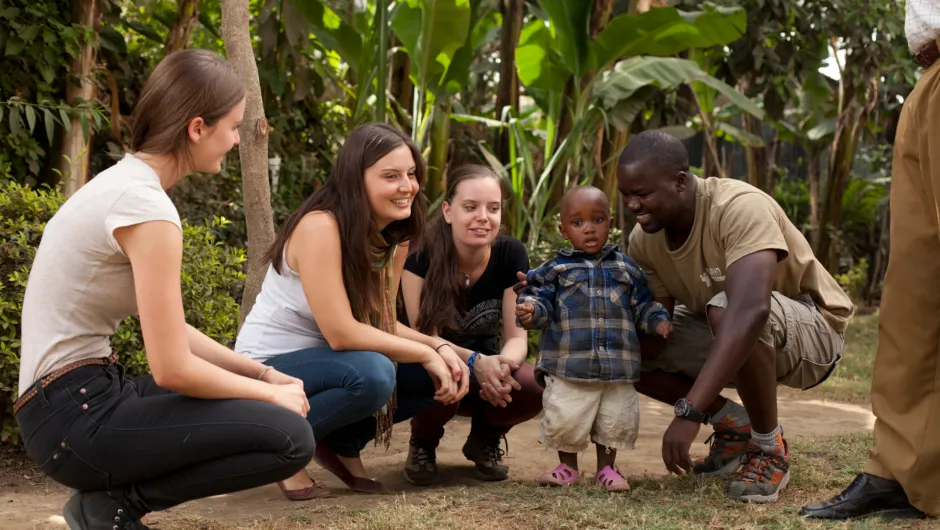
460, 248, 489, 288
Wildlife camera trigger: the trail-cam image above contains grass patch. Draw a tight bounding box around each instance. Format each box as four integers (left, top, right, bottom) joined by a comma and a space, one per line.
151, 432, 933, 530
810, 312, 878, 404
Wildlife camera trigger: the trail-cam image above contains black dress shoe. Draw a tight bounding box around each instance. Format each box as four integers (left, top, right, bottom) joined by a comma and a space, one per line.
799, 473, 928, 520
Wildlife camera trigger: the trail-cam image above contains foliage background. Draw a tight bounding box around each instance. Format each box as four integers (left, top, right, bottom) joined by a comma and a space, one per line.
0, 0, 916, 443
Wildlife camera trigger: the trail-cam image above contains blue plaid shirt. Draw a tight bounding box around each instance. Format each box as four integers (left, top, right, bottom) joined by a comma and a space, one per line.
518, 244, 670, 384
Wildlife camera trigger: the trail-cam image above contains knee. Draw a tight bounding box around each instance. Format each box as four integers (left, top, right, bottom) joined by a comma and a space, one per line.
280, 413, 316, 468
706, 305, 725, 335
355, 353, 396, 410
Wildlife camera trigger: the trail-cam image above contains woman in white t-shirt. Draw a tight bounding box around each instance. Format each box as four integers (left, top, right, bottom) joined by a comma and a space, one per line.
14, 50, 314, 530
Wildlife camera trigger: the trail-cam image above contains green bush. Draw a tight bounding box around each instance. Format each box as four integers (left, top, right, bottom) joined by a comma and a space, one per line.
0, 181, 245, 444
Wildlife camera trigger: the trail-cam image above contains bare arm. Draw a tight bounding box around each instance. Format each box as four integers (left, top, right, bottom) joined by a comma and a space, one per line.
290, 213, 438, 363
685, 250, 778, 409
184, 324, 265, 378
400, 270, 473, 361
498, 286, 529, 365
184, 324, 299, 386
114, 221, 307, 414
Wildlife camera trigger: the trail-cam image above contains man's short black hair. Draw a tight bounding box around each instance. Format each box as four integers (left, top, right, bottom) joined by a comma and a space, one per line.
618, 130, 690, 177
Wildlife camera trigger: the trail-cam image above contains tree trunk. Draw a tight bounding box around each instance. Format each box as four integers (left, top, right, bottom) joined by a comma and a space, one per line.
59, 0, 101, 195
221, 0, 275, 326
165, 0, 199, 55
494, 0, 523, 164
808, 150, 820, 247
743, 113, 767, 189
389, 36, 413, 132
817, 105, 864, 270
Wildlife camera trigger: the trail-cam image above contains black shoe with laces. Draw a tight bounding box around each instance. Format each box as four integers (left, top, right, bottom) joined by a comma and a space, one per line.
462, 436, 509, 482
404, 439, 439, 486
799, 473, 929, 520
62, 490, 149, 530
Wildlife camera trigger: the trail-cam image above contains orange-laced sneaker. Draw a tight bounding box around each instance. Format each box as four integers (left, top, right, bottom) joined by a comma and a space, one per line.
693, 427, 754, 477
727, 438, 790, 504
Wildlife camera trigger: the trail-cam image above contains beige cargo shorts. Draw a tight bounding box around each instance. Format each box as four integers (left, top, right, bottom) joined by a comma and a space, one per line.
641, 292, 844, 390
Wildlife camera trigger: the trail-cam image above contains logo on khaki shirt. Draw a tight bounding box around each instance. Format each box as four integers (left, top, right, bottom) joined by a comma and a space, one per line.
699, 267, 725, 287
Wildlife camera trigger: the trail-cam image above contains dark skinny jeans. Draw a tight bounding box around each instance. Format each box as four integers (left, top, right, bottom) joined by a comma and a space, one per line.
15, 361, 315, 521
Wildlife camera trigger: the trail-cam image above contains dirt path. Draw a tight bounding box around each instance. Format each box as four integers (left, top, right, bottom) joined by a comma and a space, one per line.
0, 391, 874, 529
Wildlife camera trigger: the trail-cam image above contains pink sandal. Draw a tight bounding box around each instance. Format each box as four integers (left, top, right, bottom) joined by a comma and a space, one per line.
537, 463, 580, 486
596, 465, 631, 492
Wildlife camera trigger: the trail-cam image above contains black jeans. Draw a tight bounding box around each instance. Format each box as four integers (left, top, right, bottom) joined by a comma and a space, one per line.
322, 362, 439, 457
14, 362, 315, 519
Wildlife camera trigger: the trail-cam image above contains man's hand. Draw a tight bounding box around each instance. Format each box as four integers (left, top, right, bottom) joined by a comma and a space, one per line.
662, 417, 701, 475
516, 302, 536, 327
656, 320, 672, 340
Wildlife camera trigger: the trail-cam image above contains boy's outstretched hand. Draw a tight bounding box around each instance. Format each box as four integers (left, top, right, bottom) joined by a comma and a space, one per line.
515, 301, 536, 327
656, 320, 672, 340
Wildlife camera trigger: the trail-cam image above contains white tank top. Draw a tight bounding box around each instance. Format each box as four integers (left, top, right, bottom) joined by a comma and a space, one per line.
235, 246, 329, 362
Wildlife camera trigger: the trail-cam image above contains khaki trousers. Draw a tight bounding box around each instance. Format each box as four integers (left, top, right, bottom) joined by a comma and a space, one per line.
863, 49, 940, 515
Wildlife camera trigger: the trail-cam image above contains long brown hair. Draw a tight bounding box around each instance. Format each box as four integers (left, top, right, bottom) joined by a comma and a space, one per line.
130, 49, 245, 170
415, 164, 504, 334
267, 122, 427, 317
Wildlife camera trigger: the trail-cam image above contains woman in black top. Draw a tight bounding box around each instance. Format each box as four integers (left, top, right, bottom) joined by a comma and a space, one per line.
400, 165, 543, 485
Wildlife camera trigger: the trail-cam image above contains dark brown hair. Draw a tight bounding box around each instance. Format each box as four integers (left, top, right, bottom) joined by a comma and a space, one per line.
130, 49, 245, 170
267, 122, 427, 317
414, 164, 504, 334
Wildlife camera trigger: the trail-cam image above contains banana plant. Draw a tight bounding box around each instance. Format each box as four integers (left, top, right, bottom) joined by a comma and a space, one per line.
459, 1, 765, 246
291, 0, 394, 124
391, 0, 500, 198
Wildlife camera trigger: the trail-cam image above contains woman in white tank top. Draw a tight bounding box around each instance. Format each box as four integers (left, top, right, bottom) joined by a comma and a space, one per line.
15, 50, 315, 529
235, 123, 465, 498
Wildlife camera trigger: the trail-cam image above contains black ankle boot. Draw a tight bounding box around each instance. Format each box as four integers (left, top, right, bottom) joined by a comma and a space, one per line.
799, 473, 928, 520
63, 491, 149, 530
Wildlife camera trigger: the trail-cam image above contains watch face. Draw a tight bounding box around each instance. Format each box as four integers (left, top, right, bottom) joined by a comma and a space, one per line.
674, 399, 688, 417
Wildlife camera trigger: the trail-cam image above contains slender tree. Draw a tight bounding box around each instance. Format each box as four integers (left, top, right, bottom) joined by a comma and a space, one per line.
220, 0, 275, 325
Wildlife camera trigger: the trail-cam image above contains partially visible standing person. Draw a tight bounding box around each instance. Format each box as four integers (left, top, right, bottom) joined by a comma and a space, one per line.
399, 165, 543, 486
800, 1, 939, 520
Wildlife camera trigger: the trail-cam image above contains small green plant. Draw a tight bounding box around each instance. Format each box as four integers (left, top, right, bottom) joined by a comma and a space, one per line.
0, 181, 245, 445
835, 257, 869, 305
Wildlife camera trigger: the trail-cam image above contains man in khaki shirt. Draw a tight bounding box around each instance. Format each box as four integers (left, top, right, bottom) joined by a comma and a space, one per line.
618, 130, 855, 504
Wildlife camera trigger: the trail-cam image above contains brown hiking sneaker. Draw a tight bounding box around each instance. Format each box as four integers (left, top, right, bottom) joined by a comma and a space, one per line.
462, 436, 509, 481
727, 438, 791, 504
693, 428, 754, 477
404, 439, 438, 486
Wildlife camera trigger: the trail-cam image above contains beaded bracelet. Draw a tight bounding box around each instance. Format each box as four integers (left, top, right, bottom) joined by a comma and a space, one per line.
467, 351, 480, 378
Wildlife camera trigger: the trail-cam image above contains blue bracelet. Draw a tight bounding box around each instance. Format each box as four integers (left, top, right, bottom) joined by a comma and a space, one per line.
467, 351, 479, 378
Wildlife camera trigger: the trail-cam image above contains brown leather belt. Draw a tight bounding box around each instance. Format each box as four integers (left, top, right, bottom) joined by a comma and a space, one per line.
12, 355, 117, 416
916, 39, 940, 69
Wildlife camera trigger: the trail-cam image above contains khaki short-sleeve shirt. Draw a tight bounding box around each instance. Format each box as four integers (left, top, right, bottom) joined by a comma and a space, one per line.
627, 176, 855, 333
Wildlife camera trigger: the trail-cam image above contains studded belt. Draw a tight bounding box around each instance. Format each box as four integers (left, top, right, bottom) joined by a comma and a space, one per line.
12, 355, 117, 416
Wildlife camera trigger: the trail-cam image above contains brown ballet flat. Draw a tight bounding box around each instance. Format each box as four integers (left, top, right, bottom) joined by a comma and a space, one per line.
314, 443, 386, 494
276, 477, 332, 501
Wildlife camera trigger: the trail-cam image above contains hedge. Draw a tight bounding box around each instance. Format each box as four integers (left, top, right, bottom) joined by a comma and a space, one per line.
0, 181, 245, 444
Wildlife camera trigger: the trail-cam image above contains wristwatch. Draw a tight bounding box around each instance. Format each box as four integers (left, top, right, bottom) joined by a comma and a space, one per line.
674, 398, 710, 424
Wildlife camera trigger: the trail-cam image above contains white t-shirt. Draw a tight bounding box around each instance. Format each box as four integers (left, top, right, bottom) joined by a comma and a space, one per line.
18, 154, 182, 396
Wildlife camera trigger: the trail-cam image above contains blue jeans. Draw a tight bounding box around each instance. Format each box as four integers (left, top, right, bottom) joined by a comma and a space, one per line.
263, 347, 438, 457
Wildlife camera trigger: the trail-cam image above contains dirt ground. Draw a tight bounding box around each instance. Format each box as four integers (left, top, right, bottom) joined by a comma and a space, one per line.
0, 390, 875, 530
